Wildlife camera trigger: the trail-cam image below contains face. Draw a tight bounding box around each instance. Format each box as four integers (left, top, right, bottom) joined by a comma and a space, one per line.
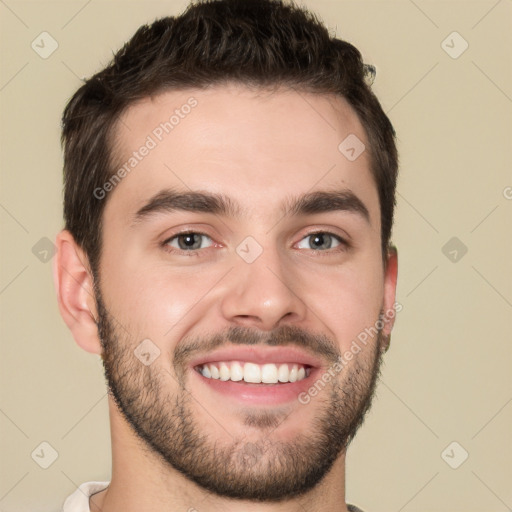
93, 84, 396, 500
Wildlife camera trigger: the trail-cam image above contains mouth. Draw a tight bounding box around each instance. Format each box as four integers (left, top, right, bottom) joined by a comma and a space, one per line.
194, 361, 312, 384
189, 346, 323, 405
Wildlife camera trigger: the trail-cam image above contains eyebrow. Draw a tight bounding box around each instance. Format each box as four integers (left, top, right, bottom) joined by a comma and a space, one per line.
131, 188, 371, 227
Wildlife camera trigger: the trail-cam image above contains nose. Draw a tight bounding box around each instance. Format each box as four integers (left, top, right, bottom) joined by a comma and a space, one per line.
219, 244, 308, 331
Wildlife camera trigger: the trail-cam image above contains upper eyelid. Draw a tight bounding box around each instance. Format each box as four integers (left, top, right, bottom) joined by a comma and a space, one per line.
295, 232, 348, 251
163, 230, 212, 242
298, 229, 347, 242
162, 231, 216, 249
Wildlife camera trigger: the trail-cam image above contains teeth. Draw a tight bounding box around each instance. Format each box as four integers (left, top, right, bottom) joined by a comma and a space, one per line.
201, 365, 212, 378
198, 361, 310, 383
278, 364, 289, 382
219, 362, 230, 381
244, 362, 261, 383
261, 363, 278, 383
210, 365, 220, 379
230, 361, 243, 381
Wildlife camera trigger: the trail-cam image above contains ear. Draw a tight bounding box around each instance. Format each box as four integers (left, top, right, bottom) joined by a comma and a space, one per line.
381, 244, 399, 338
53, 230, 102, 355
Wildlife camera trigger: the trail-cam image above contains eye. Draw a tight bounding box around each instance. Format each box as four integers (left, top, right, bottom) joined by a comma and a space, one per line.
296, 232, 346, 251
163, 232, 214, 252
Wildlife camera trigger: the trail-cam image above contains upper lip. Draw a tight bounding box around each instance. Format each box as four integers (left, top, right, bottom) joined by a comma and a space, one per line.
189, 345, 324, 369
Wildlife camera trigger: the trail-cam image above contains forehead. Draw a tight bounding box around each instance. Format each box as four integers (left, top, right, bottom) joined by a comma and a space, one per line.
105, 84, 379, 228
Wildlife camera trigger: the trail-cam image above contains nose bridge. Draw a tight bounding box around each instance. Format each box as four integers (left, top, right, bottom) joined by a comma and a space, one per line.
219, 236, 306, 329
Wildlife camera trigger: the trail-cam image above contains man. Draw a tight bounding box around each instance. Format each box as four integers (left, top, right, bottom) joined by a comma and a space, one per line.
54, 0, 399, 510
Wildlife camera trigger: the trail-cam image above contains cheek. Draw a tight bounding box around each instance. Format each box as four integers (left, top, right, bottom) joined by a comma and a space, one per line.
116, 274, 205, 334
103, 252, 229, 345
296, 260, 384, 349
99, 221, 207, 335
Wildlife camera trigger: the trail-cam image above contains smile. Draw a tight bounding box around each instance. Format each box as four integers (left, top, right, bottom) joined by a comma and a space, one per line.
195, 361, 312, 384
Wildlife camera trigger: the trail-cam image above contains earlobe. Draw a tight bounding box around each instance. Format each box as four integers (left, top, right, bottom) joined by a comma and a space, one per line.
381, 244, 399, 338
53, 230, 102, 355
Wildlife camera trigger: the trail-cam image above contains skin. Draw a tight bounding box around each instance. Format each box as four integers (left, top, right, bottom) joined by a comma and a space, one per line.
54, 84, 398, 512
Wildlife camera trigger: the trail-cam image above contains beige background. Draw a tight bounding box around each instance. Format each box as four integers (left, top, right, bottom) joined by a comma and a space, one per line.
1, 1, 511, 511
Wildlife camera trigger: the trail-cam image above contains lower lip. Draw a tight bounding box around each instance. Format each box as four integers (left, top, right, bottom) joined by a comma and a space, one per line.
191, 367, 320, 406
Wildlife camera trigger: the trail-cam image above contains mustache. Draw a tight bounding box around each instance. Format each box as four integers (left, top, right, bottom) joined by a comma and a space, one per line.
173, 324, 341, 373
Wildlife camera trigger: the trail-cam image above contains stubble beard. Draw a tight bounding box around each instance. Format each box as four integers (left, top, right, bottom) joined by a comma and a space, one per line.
94, 284, 385, 501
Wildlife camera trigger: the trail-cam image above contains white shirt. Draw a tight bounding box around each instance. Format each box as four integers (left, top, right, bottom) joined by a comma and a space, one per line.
62, 481, 365, 512
62, 481, 110, 511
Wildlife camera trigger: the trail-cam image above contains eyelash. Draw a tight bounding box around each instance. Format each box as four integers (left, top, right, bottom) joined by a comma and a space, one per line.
161, 230, 350, 257
161, 231, 216, 257
297, 231, 350, 256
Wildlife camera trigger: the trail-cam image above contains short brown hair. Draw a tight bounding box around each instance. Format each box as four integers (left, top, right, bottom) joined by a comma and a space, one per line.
61, 0, 398, 278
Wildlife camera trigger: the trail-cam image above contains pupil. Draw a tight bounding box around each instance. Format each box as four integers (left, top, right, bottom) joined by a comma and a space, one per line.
311, 234, 330, 249
180, 234, 199, 249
